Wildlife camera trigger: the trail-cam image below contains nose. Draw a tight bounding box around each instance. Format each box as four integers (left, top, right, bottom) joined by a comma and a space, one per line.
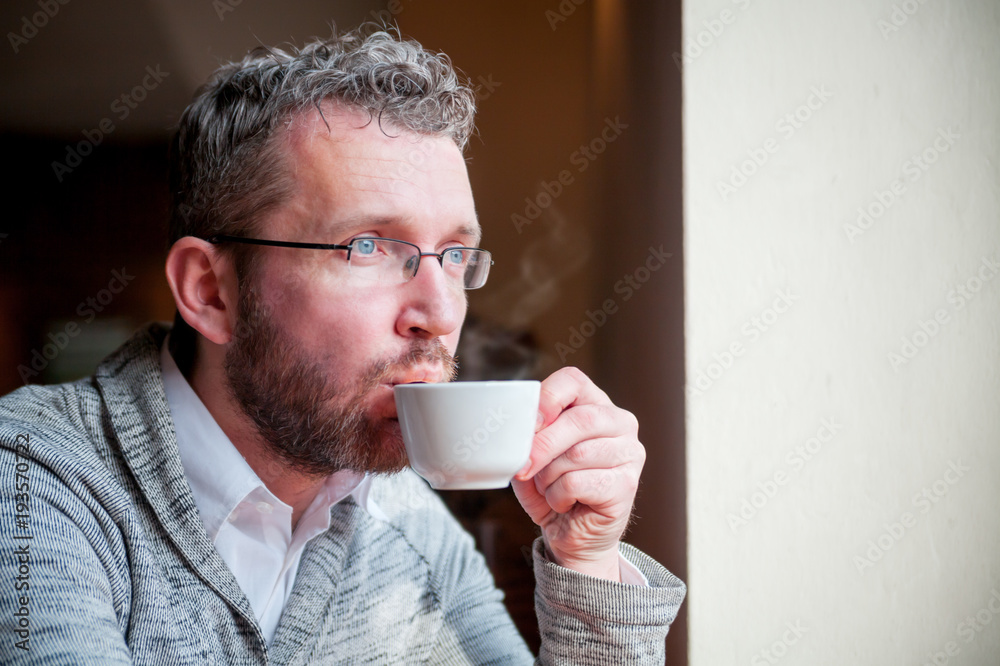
395, 253, 467, 340
408, 252, 445, 278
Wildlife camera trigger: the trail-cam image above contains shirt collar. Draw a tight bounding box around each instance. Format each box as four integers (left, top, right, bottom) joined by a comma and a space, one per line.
159, 336, 383, 540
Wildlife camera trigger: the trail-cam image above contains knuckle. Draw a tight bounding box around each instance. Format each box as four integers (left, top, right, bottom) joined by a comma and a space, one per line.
601, 468, 619, 489
617, 407, 639, 433
560, 472, 585, 497
538, 384, 560, 409
565, 441, 591, 465
569, 404, 599, 435
625, 466, 641, 493
609, 442, 631, 468
533, 428, 557, 454
634, 441, 647, 467
532, 471, 549, 495
586, 470, 615, 498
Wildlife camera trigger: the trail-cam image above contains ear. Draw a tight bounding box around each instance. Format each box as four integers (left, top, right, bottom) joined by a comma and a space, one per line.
165, 237, 238, 345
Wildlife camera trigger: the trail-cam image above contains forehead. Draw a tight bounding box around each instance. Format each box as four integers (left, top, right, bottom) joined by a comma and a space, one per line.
269, 103, 479, 242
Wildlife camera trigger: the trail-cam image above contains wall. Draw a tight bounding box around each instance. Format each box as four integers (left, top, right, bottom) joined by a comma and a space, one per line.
684, 1, 1000, 664
590, 1, 688, 662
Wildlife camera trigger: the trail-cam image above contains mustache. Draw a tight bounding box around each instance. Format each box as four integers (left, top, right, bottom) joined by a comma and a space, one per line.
358, 339, 459, 393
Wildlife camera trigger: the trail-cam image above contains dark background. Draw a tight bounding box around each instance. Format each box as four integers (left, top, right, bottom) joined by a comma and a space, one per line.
0, 0, 686, 661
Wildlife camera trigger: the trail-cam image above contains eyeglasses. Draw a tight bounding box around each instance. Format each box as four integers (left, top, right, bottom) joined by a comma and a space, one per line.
206, 235, 493, 290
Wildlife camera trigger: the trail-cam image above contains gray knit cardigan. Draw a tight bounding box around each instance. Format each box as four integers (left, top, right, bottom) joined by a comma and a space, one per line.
0, 324, 685, 665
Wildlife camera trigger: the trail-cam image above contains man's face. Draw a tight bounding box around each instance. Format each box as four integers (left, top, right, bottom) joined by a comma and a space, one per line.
224, 105, 478, 477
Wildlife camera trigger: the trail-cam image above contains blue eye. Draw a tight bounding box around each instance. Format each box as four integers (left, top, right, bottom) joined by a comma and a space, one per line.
354, 239, 377, 255
444, 249, 466, 265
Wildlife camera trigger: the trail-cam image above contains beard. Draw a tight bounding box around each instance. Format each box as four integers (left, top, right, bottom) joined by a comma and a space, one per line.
223, 282, 458, 478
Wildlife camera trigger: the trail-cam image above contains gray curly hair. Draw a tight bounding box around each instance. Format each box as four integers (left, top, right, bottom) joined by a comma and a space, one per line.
167, 24, 477, 246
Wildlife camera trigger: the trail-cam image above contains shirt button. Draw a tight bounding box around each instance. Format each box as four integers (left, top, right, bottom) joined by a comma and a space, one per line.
256, 501, 273, 515
227, 509, 240, 523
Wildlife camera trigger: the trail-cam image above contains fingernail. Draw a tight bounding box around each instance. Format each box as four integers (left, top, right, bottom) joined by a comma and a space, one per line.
535, 411, 544, 430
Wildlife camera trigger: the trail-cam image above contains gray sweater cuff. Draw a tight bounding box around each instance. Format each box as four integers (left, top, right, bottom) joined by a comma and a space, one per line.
532, 538, 686, 665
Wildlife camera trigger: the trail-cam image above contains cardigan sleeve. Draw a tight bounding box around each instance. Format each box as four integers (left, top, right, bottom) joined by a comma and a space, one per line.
0, 425, 133, 665
384, 472, 685, 665
532, 538, 686, 665
427, 528, 685, 665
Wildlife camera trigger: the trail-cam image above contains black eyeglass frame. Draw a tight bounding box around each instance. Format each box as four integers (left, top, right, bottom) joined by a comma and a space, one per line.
205, 234, 494, 289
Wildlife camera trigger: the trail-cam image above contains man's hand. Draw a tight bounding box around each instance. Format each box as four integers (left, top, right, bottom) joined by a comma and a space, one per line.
511, 367, 644, 582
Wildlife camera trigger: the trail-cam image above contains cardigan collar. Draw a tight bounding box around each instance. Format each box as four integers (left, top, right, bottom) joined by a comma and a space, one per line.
93, 323, 266, 650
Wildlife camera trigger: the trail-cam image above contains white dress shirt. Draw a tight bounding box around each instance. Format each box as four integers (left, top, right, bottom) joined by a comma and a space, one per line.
160, 341, 387, 644
159, 340, 647, 644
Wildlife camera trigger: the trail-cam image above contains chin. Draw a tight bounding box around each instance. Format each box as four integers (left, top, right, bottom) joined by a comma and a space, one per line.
366, 420, 409, 473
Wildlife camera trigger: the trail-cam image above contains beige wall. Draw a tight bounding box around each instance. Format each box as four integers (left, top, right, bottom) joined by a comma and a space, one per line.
684, 0, 1000, 663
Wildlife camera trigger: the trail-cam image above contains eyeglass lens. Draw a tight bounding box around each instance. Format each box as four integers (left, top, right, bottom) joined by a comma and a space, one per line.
348, 238, 490, 289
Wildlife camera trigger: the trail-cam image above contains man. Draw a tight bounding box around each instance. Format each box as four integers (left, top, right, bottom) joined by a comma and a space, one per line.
0, 25, 684, 664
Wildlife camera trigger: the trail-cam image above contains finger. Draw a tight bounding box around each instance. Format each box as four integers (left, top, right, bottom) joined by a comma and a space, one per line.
511, 477, 554, 526
531, 436, 643, 496
536, 367, 611, 432
542, 467, 634, 515
517, 403, 638, 480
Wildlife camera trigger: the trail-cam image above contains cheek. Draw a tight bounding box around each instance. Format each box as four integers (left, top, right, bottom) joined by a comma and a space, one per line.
441, 291, 468, 352
271, 277, 394, 358
444, 327, 463, 356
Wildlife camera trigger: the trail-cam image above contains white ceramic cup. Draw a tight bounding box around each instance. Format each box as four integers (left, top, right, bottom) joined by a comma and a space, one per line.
393, 380, 541, 490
